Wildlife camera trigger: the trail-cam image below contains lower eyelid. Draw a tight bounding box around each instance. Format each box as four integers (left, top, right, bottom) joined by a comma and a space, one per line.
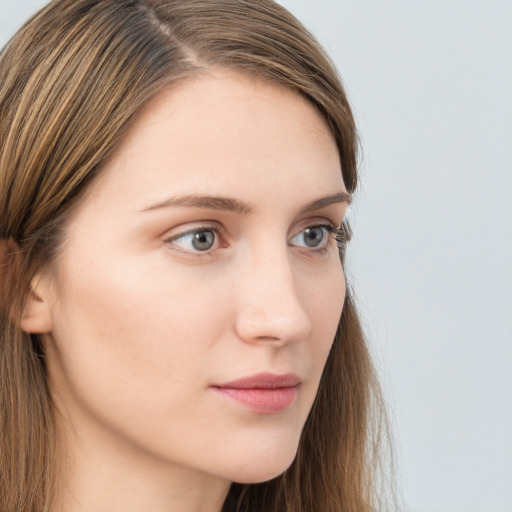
164, 222, 342, 256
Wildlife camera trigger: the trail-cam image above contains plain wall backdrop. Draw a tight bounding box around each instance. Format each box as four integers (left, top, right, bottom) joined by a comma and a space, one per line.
2, 1, 512, 511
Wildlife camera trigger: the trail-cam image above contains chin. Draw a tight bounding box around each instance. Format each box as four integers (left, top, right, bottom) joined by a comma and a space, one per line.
225, 444, 299, 484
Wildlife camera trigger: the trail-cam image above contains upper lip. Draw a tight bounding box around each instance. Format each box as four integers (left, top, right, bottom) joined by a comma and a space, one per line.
213, 372, 301, 389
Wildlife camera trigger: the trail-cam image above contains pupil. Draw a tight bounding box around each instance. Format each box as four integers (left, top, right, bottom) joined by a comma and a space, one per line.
192, 230, 215, 251
304, 227, 324, 247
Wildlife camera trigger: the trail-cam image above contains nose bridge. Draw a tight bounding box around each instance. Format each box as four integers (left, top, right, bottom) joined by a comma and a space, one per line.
233, 241, 311, 345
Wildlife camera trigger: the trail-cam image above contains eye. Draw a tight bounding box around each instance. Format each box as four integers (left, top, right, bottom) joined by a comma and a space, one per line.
167, 227, 219, 253
290, 225, 331, 250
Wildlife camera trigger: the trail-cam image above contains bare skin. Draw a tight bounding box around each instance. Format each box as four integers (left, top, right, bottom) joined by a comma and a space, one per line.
22, 69, 348, 512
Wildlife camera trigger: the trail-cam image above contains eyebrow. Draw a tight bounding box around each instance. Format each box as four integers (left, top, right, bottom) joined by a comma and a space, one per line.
300, 191, 352, 213
141, 195, 254, 214
140, 191, 351, 215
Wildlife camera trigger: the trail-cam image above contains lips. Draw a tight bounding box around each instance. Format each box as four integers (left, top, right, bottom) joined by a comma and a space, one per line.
211, 372, 301, 414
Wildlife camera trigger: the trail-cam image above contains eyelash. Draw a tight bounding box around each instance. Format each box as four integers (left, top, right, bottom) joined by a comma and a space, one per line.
319, 224, 350, 255
164, 221, 350, 257
163, 222, 222, 257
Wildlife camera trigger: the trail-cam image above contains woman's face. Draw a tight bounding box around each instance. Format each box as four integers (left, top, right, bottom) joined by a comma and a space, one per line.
41, 70, 348, 485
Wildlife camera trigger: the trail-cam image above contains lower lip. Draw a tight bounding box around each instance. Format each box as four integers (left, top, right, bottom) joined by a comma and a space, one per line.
212, 386, 299, 414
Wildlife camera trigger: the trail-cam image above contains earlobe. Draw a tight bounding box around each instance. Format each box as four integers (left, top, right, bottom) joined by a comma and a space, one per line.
19, 276, 54, 334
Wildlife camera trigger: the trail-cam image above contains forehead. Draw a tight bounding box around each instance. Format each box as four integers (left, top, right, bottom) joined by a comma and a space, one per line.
79, 69, 344, 215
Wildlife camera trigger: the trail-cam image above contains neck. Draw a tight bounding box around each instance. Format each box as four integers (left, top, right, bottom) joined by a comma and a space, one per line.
54, 409, 231, 512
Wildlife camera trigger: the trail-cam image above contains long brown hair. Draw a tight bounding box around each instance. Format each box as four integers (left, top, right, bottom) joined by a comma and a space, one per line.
0, 1, 391, 510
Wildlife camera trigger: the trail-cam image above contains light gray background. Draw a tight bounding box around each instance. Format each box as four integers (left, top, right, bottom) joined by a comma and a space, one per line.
2, 1, 512, 511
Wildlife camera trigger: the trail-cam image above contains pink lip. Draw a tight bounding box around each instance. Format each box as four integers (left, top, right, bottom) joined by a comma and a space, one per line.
211, 372, 301, 414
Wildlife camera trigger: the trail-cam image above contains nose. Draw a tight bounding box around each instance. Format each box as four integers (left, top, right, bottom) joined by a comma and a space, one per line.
233, 249, 312, 347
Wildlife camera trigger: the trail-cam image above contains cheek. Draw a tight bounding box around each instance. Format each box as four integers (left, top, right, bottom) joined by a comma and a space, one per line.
45, 251, 241, 471
307, 261, 346, 353
48, 252, 227, 415
294, 260, 345, 410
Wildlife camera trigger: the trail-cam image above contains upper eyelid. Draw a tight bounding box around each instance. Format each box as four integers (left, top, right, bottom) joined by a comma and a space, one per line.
163, 221, 222, 240
164, 229, 340, 261
161, 214, 348, 249
291, 217, 340, 235
164, 218, 338, 240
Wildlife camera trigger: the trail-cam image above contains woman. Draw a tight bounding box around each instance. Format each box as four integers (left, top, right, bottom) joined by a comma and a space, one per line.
0, 0, 388, 511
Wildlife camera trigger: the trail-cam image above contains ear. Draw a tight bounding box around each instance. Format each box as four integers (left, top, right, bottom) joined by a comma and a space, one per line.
19, 274, 54, 334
